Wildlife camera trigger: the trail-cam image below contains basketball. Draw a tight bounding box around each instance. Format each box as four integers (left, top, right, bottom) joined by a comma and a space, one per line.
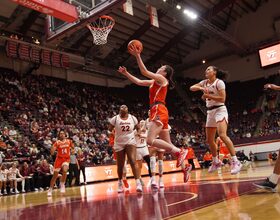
127, 40, 143, 54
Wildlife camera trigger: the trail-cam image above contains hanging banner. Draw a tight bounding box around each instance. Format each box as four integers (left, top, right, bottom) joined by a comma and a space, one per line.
123, 0, 134, 16
148, 5, 159, 28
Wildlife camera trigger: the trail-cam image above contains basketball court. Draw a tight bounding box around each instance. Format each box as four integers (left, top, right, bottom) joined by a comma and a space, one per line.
0, 162, 279, 220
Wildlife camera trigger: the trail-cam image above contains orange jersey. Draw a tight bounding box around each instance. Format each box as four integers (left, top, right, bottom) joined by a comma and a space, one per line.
186, 147, 195, 159
220, 146, 230, 156
149, 81, 167, 105
109, 130, 115, 147
53, 139, 73, 158
203, 154, 212, 161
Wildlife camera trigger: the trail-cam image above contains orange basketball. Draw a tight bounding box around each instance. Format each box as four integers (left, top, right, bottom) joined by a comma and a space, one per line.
127, 40, 143, 54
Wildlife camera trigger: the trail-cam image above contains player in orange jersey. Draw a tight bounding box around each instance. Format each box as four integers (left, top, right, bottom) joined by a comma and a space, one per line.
48, 130, 74, 196
118, 45, 188, 177
216, 136, 230, 164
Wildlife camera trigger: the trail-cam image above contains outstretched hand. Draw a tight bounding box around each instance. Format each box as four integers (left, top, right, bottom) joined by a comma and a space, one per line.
118, 66, 128, 76
128, 44, 141, 56
264, 83, 275, 90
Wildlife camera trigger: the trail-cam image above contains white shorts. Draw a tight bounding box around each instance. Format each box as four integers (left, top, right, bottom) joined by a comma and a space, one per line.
113, 138, 136, 152
206, 106, 228, 128
136, 146, 149, 160
0, 175, 5, 181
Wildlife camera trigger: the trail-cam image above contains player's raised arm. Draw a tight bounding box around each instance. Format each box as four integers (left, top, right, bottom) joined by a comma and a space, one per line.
118, 66, 153, 87
264, 83, 280, 90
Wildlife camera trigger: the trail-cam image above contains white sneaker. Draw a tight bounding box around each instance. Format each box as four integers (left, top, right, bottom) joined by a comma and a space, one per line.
159, 178, 164, 188
231, 160, 242, 174
60, 184, 66, 193
39, 187, 44, 191
15, 189, 19, 194
47, 188, 52, 197
118, 181, 124, 193
22, 189, 25, 193
3, 190, 7, 195
208, 160, 223, 173
151, 179, 158, 189
136, 183, 143, 193
0, 192, 2, 196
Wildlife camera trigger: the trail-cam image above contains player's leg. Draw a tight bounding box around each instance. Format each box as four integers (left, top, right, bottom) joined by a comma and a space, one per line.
206, 127, 222, 173
254, 149, 280, 192
149, 147, 158, 189
147, 121, 187, 167
126, 144, 142, 192
48, 171, 59, 196
217, 120, 241, 174
157, 152, 164, 188
116, 149, 126, 193
60, 163, 69, 194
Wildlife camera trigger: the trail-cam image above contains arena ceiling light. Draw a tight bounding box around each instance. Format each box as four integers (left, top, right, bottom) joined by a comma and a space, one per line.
176, 4, 182, 10
183, 9, 198, 20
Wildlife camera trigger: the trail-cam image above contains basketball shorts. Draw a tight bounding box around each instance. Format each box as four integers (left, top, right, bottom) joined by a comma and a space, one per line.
54, 157, 70, 171
150, 104, 169, 129
136, 145, 149, 160
206, 106, 228, 128
113, 137, 136, 152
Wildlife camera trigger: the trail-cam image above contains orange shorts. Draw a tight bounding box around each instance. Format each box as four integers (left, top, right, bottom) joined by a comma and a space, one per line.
54, 157, 70, 171
150, 104, 169, 129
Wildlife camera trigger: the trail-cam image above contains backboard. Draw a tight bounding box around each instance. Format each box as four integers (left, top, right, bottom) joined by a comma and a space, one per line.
46, 0, 125, 44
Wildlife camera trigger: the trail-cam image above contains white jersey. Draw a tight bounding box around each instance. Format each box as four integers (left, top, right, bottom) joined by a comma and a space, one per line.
109, 114, 138, 145
199, 79, 225, 108
135, 130, 148, 147
8, 167, 19, 179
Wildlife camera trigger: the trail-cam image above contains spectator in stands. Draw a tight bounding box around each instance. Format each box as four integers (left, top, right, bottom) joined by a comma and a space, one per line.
68, 148, 80, 186
9, 162, 24, 193
203, 151, 212, 168
185, 145, 196, 169
20, 162, 34, 192
77, 148, 87, 185
29, 160, 39, 191
0, 164, 8, 195
38, 159, 51, 190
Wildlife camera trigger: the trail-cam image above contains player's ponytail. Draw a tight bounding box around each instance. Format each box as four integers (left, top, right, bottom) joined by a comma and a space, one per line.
212, 66, 228, 81
165, 65, 175, 90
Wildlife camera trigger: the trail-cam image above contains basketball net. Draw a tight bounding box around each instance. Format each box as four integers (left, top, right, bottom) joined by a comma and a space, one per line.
87, 15, 115, 45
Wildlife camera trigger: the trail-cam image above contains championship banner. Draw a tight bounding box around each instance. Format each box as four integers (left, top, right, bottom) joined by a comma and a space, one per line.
82, 159, 200, 183
148, 5, 159, 28
123, 0, 134, 16
10, 0, 78, 23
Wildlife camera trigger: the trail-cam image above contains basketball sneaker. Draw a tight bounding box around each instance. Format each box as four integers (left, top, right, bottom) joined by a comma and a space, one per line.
159, 177, 164, 188
136, 182, 143, 193
47, 188, 52, 197
208, 160, 223, 173
123, 179, 130, 189
183, 164, 192, 183
176, 149, 188, 168
230, 160, 242, 174
253, 178, 277, 192
118, 181, 124, 193
60, 184, 66, 193
151, 178, 158, 189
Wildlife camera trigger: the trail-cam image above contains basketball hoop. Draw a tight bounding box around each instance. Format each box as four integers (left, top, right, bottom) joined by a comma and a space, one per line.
87, 15, 115, 45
